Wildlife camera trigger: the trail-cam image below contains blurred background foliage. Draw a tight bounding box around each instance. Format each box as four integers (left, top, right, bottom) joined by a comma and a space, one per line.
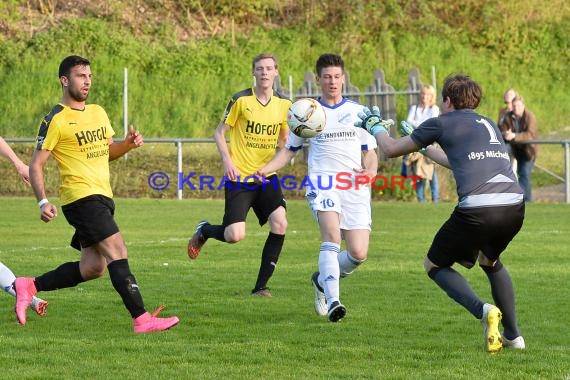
1, 0, 569, 199
0, 0, 568, 137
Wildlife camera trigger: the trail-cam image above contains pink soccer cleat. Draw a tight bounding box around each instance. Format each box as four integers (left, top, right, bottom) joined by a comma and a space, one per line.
133, 305, 179, 334
14, 277, 38, 325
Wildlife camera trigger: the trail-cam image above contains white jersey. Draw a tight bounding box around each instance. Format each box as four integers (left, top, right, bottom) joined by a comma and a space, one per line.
286, 98, 377, 182
286, 98, 377, 230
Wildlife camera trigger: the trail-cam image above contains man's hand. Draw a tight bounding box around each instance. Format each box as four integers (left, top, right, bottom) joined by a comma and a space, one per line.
40, 202, 58, 223
353, 167, 376, 180
15, 162, 30, 186
222, 159, 239, 181
125, 126, 144, 150
503, 130, 515, 141
253, 169, 270, 184
354, 106, 394, 136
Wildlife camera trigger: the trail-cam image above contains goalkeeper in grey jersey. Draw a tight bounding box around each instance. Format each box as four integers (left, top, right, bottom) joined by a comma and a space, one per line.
356, 74, 525, 353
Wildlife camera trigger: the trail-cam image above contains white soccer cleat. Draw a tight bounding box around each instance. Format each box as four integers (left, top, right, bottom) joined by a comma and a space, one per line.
311, 272, 328, 316
503, 335, 526, 349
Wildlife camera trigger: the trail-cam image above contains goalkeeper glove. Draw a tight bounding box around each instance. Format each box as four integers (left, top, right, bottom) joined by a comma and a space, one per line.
354, 106, 394, 136
399, 121, 415, 137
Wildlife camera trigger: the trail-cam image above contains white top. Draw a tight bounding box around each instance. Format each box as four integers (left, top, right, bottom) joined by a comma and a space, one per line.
286, 98, 377, 181
406, 104, 440, 127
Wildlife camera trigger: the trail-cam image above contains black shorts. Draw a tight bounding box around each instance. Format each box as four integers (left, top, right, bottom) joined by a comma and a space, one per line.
62, 195, 120, 251
427, 202, 525, 268
222, 175, 286, 227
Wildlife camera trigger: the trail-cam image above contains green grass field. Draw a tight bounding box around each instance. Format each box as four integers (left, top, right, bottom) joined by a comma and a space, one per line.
1, 198, 569, 379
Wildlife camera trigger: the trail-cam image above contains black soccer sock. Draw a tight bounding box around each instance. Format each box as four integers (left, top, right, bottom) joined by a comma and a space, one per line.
481, 261, 521, 339
253, 232, 285, 292
34, 261, 85, 291
202, 224, 226, 242
428, 267, 484, 318
108, 259, 146, 319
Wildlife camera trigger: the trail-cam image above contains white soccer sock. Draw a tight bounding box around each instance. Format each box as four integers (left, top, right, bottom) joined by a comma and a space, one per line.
338, 250, 366, 277
0, 261, 17, 296
318, 242, 341, 305
0, 261, 43, 309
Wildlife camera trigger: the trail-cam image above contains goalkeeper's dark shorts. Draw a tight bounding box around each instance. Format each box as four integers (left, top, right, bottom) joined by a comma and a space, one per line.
62, 194, 120, 251
427, 202, 525, 269
222, 174, 286, 227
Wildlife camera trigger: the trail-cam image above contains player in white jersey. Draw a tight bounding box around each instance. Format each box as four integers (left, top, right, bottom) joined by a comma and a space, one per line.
256, 54, 377, 322
0, 136, 49, 317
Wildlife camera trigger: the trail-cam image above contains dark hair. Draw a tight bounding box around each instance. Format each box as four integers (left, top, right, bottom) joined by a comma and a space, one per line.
58, 55, 90, 78
441, 74, 482, 110
315, 54, 344, 77
252, 53, 278, 71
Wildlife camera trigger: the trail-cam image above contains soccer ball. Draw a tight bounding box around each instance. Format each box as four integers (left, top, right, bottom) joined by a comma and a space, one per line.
288, 98, 326, 138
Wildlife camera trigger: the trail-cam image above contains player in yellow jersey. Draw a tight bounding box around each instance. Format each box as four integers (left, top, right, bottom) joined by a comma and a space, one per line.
13, 55, 179, 333
188, 53, 291, 298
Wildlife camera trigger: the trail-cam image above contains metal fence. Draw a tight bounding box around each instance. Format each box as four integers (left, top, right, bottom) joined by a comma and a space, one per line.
6, 138, 570, 203
114, 66, 435, 138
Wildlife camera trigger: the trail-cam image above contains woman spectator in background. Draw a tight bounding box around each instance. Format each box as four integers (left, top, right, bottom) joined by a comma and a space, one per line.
405, 85, 440, 203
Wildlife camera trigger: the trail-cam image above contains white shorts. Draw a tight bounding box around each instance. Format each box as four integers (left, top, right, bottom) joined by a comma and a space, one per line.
306, 186, 371, 231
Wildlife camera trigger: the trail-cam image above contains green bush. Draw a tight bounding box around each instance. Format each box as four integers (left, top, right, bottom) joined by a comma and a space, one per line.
1, 1, 569, 199
1, 2, 569, 138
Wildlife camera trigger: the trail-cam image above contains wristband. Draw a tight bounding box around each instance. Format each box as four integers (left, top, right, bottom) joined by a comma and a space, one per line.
38, 198, 49, 209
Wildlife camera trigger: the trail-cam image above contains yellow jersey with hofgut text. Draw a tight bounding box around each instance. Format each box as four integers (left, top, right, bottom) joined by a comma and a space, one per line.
35, 103, 115, 205
223, 88, 290, 182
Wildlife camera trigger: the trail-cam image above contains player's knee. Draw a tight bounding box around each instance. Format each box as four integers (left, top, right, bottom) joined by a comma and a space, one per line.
224, 229, 245, 243
223, 222, 245, 243
477, 251, 500, 267
269, 209, 287, 235
270, 218, 287, 235
349, 249, 367, 262
424, 257, 439, 277
479, 259, 503, 273
116, 246, 128, 260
